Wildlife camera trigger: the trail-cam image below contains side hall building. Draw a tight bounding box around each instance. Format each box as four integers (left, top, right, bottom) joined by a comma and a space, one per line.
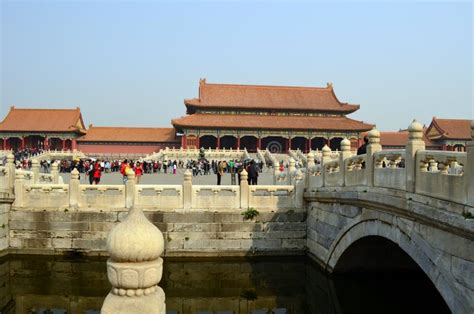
0, 107, 86, 151
172, 79, 373, 153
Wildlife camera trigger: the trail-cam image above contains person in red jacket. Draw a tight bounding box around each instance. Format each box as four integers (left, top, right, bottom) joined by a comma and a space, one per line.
92, 160, 102, 185
134, 161, 143, 184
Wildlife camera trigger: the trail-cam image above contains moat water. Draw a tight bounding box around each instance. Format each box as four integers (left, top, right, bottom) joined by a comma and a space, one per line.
0, 255, 450, 314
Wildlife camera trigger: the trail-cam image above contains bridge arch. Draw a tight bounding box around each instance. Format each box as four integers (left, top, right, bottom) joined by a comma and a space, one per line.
326, 219, 467, 314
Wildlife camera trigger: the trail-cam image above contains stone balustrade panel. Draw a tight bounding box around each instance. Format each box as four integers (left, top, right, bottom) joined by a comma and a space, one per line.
344, 155, 367, 186
192, 185, 240, 209
39, 173, 54, 183
22, 184, 69, 208
135, 185, 183, 209
249, 185, 295, 209
0, 167, 8, 193
323, 160, 341, 187
79, 185, 126, 208
373, 150, 407, 190
416, 151, 467, 204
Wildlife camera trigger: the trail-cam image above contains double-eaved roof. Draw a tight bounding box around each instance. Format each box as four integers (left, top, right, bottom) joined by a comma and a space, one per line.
0, 106, 86, 133
184, 79, 360, 113
176, 79, 372, 132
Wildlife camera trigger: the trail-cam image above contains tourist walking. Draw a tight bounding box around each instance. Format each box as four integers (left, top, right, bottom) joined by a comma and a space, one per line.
357, 136, 368, 155
92, 160, 102, 185
217, 161, 225, 185
87, 160, 94, 185
247, 160, 258, 185
134, 161, 143, 184
120, 159, 129, 183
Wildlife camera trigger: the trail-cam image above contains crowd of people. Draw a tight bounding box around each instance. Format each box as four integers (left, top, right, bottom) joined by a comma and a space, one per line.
2, 154, 267, 186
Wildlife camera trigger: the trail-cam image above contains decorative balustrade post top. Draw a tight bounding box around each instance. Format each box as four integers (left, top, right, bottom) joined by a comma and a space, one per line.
408, 119, 424, 141
7, 153, 14, 164
340, 138, 351, 152
71, 168, 79, 180
368, 128, 381, 145
240, 169, 248, 181
322, 145, 331, 157
183, 169, 192, 182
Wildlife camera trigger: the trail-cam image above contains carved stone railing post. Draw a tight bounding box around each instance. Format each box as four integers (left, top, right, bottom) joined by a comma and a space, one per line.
339, 138, 352, 186
406, 120, 426, 193
101, 205, 166, 313
31, 159, 40, 184
69, 168, 80, 209
183, 169, 192, 210
6, 153, 15, 194
288, 158, 296, 184
13, 170, 25, 208
294, 169, 304, 208
366, 128, 382, 187
305, 152, 315, 188
466, 120, 474, 207
240, 169, 249, 209
273, 166, 280, 185
321, 145, 331, 186
51, 161, 59, 184
125, 172, 136, 209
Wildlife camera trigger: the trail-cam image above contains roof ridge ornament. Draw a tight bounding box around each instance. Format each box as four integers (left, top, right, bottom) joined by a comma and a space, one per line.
327, 82, 333, 89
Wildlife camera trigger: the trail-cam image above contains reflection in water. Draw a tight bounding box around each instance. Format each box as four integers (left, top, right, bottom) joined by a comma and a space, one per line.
0, 255, 449, 314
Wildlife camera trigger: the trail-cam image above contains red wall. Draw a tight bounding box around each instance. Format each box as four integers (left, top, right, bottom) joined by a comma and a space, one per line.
77, 143, 179, 154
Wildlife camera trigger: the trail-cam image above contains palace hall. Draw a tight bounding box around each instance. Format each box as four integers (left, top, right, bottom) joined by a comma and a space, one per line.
172, 79, 373, 153
1, 79, 469, 156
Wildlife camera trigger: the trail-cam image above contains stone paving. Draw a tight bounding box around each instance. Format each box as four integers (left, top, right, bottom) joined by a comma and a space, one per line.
59, 167, 276, 185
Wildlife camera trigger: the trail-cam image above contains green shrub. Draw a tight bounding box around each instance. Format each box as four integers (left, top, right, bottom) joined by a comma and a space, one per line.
242, 208, 259, 220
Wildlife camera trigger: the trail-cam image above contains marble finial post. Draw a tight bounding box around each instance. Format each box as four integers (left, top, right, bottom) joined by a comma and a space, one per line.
406, 120, 425, 192
240, 169, 249, 209
101, 204, 166, 313
366, 128, 382, 187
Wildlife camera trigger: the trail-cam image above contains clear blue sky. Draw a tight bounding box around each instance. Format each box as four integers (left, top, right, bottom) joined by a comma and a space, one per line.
1, 1, 472, 131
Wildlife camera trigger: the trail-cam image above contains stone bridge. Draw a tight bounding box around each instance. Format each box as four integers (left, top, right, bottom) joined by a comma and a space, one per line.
304, 120, 474, 314
0, 120, 473, 313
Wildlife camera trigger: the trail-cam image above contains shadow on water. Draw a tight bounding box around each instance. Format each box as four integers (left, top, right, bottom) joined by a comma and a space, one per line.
0, 245, 451, 314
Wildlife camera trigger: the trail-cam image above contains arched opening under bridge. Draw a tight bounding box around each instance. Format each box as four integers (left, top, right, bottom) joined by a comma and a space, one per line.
331, 236, 451, 314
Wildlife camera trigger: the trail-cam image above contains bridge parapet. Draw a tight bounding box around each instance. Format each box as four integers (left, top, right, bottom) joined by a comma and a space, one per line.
307, 119, 474, 209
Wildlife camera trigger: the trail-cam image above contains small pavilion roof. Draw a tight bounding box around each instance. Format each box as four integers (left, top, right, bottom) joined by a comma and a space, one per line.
78, 126, 178, 143
172, 113, 373, 132
184, 79, 360, 113
0, 106, 86, 133
426, 118, 472, 140
365, 130, 435, 148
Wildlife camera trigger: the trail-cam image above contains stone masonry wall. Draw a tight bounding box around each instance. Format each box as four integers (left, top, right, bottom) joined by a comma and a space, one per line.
305, 191, 474, 314
0, 192, 13, 255
8, 208, 306, 256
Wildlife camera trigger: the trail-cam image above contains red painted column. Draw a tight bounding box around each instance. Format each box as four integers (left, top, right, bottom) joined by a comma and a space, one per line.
43, 137, 49, 150
21, 137, 25, 150
236, 136, 240, 149
217, 136, 221, 149
62, 139, 66, 150
72, 139, 77, 151
308, 138, 312, 152
257, 137, 262, 150
287, 138, 291, 151
181, 135, 187, 149
327, 138, 331, 149
2, 138, 6, 150
196, 136, 200, 149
